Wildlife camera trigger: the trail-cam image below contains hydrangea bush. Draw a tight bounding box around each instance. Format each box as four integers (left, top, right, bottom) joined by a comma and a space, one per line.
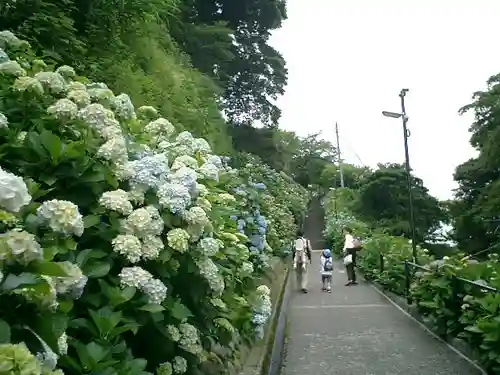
234, 154, 309, 256
0, 31, 305, 375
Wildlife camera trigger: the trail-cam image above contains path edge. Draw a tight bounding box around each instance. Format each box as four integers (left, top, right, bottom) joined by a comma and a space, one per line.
366, 277, 488, 374
260, 263, 292, 375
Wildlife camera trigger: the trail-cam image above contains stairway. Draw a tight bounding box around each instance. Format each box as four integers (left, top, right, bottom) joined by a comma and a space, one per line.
302, 196, 325, 250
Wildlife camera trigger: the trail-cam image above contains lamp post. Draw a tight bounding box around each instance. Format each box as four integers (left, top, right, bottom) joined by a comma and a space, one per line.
382, 88, 418, 263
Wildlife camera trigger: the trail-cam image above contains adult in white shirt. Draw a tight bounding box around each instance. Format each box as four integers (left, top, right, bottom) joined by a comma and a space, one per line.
343, 227, 358, 286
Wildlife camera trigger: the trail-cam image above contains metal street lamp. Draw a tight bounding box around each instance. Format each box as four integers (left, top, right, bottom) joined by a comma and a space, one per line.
382, 88, 418, 263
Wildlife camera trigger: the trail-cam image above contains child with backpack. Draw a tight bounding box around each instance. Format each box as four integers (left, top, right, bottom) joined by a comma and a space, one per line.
320, 249, 334, 292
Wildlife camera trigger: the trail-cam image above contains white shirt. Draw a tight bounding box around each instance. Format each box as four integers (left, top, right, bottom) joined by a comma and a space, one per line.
343, 234, 355, 251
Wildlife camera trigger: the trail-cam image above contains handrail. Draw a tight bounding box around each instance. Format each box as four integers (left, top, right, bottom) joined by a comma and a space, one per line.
374, 254, 500, 306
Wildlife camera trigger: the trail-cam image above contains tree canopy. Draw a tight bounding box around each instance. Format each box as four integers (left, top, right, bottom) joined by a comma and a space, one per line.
352, 163, 446, 243
451, 74, 500, 255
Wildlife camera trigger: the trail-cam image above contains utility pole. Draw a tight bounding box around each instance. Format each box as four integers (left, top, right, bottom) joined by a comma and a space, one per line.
399, 89, 418, 264
335, 122, 345, 188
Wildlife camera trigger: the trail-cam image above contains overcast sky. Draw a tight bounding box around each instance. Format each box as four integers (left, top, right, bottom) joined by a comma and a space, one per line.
269, 0, 499, 200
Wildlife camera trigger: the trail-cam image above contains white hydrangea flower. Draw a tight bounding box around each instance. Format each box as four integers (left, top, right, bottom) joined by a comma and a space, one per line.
99, 189, 133, 215
195, 197, 211, 212
166, 325, 181, 342
198, 237, 220, 256
0, 47, 7, 63
144, 117, 175, 138
17, 131, 27, 143
157, 183, 191, 214
119, 266, 152, 289
0, 112, 7, 128
78, 103, 116, 133
176, 131, 195, 145
129, 153, 170, 188
55, 65, 76, 79
256, 285, 271, 296
193, 138, 211, 155
195, 183, 208, 197
0, 167, 31, 212
112, 234, 142, 263
97, 136, 128, 163
53, 261, 87, 299
67, 89, 91, 107
57, 333, 68, 355
111, 93, 136, 120
141, 235, 164, 260
241, 261, 254, 275
0, 60, 26, 76
86, 82, 114, 102
169, 166, 198, 192
118, 266, 167, 304
218, 193, 236, 204
197, 163, 219, 181
178, 323, 203, 356
197, 258, 224, 295
157, 362, 173, 375
171, 155, 198, 170
123, 206, 164, 238
0, 229, 43, 264
141, 277, 167, 304
127, 184, 146, 204
0, 30, 26, 49
47, 98, 78, 120
37, 199, 84, 236
137, 105, 158, 119
34, 71, 66, 94
12, 76, 44, 94
183, 206, 208, 226
68, 81, 86, 91
172, 356, 187, 374
167, 228, 190, 253
206, 155, 223, 168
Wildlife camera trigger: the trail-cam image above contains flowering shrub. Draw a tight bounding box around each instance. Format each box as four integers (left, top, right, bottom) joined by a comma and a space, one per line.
0, 31, 304, 375
234, 154, 309, 256
323, 188, 500, 373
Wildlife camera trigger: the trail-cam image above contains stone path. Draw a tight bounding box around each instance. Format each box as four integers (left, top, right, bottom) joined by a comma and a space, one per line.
281, 256, 485, 375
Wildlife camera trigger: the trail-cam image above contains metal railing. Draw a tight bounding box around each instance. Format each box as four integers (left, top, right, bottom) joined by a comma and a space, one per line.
376, 253, 500, 309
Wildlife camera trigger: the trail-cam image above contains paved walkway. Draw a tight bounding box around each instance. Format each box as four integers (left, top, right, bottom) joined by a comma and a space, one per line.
281, 256, 484, 375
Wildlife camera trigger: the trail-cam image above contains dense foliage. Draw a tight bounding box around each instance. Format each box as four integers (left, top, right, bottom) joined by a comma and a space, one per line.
0, 33, 307, 375
324, 181, 500, 373
450, 73, 500, 256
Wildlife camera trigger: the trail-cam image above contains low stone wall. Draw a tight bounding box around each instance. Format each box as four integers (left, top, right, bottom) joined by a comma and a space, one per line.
236, 258, 290, 375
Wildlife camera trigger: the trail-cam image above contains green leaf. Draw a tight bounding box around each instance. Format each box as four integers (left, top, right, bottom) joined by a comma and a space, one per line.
76, 248, 108, 267
83, 214, 101, 228
83, 260, 111, 278
86, 342, 109, 364
170, 300, 194, 321
40, 129, 63, 162
0, 319, 11, 343
26, 131, 48, 158
138, 304, 165, 313
98, 280, 136, 307
30, 261, 69, 277
89, 307, 122, 339
1, 273, 38, 291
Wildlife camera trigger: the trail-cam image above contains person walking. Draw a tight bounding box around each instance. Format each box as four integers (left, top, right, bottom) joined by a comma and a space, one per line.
292, 231, 312, 293
320, 249, 333, 292
343, 227, 361, 286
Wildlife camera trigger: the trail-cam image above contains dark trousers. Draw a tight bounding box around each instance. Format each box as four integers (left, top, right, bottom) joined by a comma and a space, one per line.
345, 248, 357, 282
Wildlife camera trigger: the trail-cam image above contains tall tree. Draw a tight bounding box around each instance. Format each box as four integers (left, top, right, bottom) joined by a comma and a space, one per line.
170, 0, 288, 127
451, 73, 500, 255
353, 163, 445, 242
